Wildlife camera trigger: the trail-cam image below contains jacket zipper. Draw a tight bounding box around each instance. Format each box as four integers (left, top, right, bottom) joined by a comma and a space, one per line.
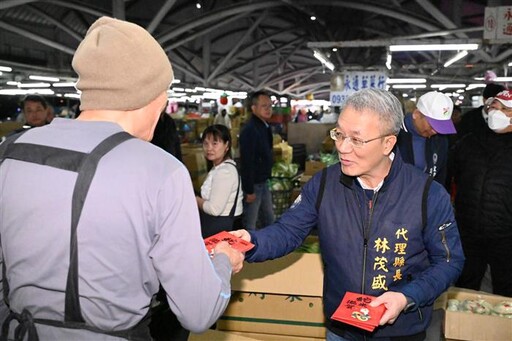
439, 222, 452, 262
361, 191, 378, 294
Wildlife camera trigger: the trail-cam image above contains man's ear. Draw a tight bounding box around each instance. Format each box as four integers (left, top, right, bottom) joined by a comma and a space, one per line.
412, 109, 421, 120
384, 135, 397, 155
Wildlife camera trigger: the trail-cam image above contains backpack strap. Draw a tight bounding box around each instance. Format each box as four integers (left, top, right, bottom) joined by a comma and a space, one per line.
224, 161, 240, 219
422, 176, 434, 230
0, 131, 148, 340
65, 132, 133, 322
315, 167, 328, 212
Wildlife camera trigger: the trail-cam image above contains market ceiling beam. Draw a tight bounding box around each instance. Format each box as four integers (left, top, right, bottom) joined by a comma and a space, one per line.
164, 12, 248, 52
257, 41, 304, 90
0, 0, 38, 10
26, 4, 82, 42
0, 20, 75, 55
207, 12, 267, 83
307, 38, 482, 49
157, 1, 280, 45
146, 0, 176, 34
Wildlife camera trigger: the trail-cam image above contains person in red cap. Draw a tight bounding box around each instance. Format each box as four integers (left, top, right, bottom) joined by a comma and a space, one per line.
451, 89, 512, 297
397, 91, 456, 187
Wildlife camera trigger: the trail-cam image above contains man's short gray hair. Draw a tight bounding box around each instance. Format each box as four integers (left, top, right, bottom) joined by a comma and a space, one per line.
342, 88, 403, 135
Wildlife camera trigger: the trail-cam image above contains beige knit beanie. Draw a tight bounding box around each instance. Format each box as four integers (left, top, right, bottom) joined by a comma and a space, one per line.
72, 16, 173, 111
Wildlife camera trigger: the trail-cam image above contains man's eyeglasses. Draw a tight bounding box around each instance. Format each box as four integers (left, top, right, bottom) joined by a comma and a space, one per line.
330, 128, 390, 148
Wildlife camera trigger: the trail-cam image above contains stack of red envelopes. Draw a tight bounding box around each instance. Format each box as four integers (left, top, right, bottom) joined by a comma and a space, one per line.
331, 291, 386, 332
204, 230, 254, 253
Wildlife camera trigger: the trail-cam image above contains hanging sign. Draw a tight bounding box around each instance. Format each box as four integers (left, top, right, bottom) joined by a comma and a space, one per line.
330, 71, 387, 107
484, 6, 512, 42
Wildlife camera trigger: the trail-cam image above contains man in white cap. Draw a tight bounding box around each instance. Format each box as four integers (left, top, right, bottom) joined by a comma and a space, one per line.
0, 16, 244, 340
397, 91, 456, 187
452, 89, 512, 298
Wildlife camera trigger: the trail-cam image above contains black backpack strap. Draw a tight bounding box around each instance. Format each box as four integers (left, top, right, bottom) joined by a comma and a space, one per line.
65, 132, 133, 322
223, 161, 240, 219
315, 168, 328, 212
0, 131, 29, 309
422, 176, 434, 230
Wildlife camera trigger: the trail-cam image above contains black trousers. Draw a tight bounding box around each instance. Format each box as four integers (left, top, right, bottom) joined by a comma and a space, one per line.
456, 234, 512, 297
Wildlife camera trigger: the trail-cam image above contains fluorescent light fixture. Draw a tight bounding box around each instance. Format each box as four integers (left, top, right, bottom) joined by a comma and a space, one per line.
332, 48, 338, 52
456, 89, 465, 93
310, 16, 316, 21
172, 87, 185, 92
466, 83, 486, 90
6, 81, 19, 86
431, 84, 466, 90
0, 71, 2, 76
172, 79, 181, 84
392, 84, 427, 89
389, 44, 478, 52
0, 66, 12, 72
443, 50, 468, 67
52, 82, 76, 87
195, 86, 206, 91
196, 2, 201, 9
508, 62, 512, 67
387, 78, 426, 84
386, 52, 392, 70
494, 77, 512, 82
313, 50, 334, 71
64, 93, 81, 99
18, 82, 51, 88
29, 75, 60, 82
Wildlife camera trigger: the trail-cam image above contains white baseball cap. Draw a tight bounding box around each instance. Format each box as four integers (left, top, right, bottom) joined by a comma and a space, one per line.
416, 91, 456, 134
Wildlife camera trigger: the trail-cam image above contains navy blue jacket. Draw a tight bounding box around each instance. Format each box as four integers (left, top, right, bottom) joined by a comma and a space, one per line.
397, 126, 450, 188
239, 115, 273, 194
246, 153, 464, 339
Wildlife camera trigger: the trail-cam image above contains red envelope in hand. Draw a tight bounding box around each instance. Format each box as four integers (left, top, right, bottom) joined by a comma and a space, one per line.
204, 231, 254, 253
331, 291, 386, 332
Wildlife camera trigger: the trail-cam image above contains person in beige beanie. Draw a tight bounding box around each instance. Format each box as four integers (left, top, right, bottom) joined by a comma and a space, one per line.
0, 16, 244, 340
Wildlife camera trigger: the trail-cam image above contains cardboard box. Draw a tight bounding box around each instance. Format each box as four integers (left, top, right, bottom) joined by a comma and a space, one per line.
304, 161, 325, 176
189, 329, 263, 340
443, 287, 512, 341
230, 331, 324, 341
181, 145, 208, 192
217, 252, 326, 338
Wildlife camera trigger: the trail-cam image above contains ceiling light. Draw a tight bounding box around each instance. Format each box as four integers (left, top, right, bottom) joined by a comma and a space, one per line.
466, 83, 486, 90
386, 52, 392, 70
392, 84, 427, 89
18, 82, 51, 88
431, 84, 466, 90
29, 75, 60, 82
172, 79, 181, 84
0, 66, 12, 72
313, 50, 334, 71
332, 48, 337, 52
387, 78, 426, 84
389, 44, 478, 52
52, 82, 76, 87
0, 71, 2, 76
508, 62, 512, 67
443, 50, 468, 68
310, 16, 316, 21
196, 2, 201, 9
493, 77, 512, 82
6, 81, 19, 86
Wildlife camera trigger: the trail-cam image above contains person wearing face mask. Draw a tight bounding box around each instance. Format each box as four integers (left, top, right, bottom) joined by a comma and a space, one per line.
397, 91, 456, 188
451, 89, 512, 297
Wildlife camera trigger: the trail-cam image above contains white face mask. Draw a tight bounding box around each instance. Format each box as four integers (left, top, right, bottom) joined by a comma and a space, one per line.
487, 109, 512, 132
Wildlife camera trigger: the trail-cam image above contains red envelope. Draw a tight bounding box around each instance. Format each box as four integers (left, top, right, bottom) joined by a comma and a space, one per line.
204, 231, 254, 253
331, 291, 386, 332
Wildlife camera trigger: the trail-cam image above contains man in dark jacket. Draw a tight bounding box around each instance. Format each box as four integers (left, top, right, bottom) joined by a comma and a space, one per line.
457, 83, 505, 139
452, 89, 512, 297
233, 89, 464, 340
397, 91, 456, 187
239, 91, 274, 229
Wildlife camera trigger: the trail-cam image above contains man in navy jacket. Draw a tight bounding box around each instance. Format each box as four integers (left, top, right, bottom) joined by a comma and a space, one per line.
234, 89, 464, 341
239, 91, 275, 229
